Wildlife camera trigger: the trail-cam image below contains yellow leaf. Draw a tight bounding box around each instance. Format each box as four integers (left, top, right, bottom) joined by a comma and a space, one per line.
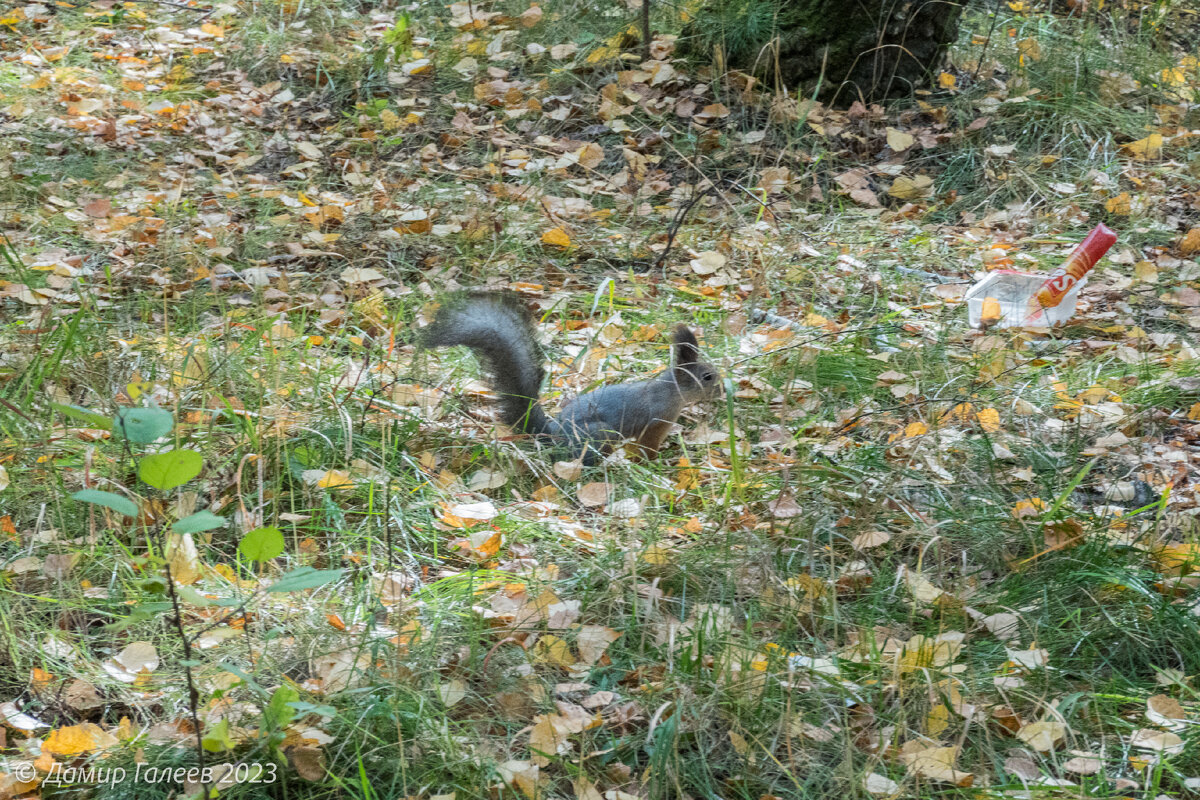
42, 723, 116, 756
897, 632, 964, 672
640, 544, 672, 567
531, 634, 575, 668
888, 174, 934, 201
901, 744, 974, 786
1104, 192, 1132, 214
1011, 498, 1045, 519
1134, 260, 1157, 283
586, 43, 620, 63
574, 142, 604, 169
975, 407, 1001, 432
1121, 133, 1163, 161
317, 469, 353, 489
904, 421, 928, 438
1016, 720, 1066, 752
540, 227, 572, 248
126, 378, 153, 400
1153, 542, 1200, 575
1161, 67, 1187, 87
981, 296, 1002, 325
926, 703, 952, 736
938, 72, 957, 89
1188, 402, 1200, 421
939, 402, 974, 423
674, 458, 699, 490
200, 23, 224, 37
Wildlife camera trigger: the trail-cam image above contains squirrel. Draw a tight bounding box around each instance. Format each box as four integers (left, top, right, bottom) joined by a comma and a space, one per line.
421, 292, 723, 464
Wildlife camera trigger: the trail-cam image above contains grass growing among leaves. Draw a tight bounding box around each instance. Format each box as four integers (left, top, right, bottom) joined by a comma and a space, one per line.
2, 0, 1200, 798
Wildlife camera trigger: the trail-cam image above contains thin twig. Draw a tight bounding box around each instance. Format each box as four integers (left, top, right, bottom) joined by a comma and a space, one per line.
972, 0, 1003, 83
651, 184, 715, 274
159, 539, 211, 796
117, 0, 213, 12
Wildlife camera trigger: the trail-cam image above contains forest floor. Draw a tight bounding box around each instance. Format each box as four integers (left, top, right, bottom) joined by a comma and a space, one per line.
2, 1, 1200, 798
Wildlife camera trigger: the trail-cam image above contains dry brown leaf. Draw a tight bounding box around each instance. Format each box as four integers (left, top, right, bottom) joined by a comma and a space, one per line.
1130, 727, 1184, 754
577, 625, 621, 665
577, 482, 612, 507
286, 746, 327, 781
852, 530, 890, 550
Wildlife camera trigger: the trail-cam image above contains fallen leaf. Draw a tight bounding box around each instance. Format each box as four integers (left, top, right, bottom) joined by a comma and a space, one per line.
1016, 720, 1066, 752
1180, 228, 1200, 255
540, 227, 572, 248
852, 530, 890, 550
577, 625, 621, 665
888, 175, 934, 201
286, 746, 327, 781
1121, 133, 1162, 160
900, 744, 974, 786
577, 482, 612, 507
42, 723, 118, 756
886, 127, 915, 152
1130, 727, 1184, 754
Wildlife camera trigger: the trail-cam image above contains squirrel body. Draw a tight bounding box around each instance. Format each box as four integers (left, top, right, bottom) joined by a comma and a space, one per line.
422, 292, 722, 463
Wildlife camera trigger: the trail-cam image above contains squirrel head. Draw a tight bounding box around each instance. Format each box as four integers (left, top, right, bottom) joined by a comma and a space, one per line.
670, 325, 723, 404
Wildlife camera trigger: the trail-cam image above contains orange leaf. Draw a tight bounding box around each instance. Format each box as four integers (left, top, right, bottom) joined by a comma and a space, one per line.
42, 723, 116, 756
975, 408, 1001, 432
1011, 498, 1045, 519
981, 296, 1002, 325
1180, 228, 1200, 255
540, 227, 572, 248
1104, 192, 1131, 215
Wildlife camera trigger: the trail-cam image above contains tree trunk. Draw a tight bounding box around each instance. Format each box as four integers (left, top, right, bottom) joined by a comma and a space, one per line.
683, 0, 966, 103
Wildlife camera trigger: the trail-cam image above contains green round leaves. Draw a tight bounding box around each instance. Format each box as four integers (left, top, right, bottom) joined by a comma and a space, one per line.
113, 407, 174, 444
139, 449, 203, 490
239, 526, 284, 562
172, 510, 225, 534
72, 489, 139, 518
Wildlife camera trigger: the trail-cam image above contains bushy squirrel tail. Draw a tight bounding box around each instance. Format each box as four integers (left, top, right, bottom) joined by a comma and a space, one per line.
421, 292, 556, 436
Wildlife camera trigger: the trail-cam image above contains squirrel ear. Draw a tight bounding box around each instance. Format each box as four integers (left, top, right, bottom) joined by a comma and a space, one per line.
672, 325, 700, 366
